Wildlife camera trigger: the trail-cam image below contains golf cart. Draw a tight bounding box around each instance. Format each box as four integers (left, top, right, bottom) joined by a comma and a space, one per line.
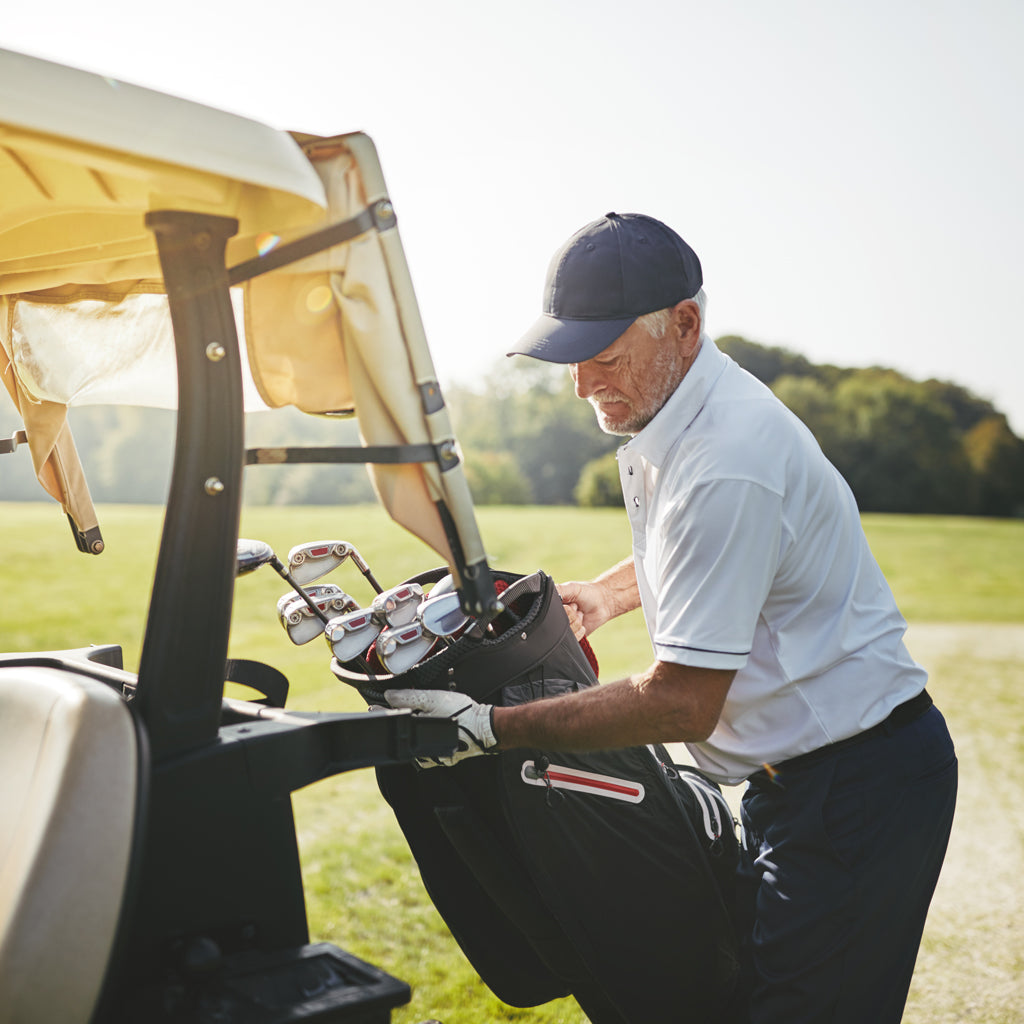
0, 48, 500, 1023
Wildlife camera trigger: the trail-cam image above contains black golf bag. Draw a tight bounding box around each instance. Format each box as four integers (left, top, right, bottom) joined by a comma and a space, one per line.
334, 570, 742, 1024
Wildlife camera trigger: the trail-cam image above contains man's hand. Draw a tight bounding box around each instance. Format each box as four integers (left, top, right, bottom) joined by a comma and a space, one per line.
385, 688, 498, 767
557, 581, 607, 640
557, 558, 641, 641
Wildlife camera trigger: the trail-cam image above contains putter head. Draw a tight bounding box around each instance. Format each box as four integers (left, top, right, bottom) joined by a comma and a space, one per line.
325, 608, 382, 663
418, 590, 470, 638
287, 541, 353, 587
277, 584, 355, 645
371, 583, 424, 628
376, 622, 436, 674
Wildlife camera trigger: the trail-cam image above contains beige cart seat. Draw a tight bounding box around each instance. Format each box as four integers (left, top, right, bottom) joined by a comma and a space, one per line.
0, 664, 139, 1024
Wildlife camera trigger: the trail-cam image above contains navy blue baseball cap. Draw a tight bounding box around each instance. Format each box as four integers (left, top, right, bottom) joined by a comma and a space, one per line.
508, 212, 702, 364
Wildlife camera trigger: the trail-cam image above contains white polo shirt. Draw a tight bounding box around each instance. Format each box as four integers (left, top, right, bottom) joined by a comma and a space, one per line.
617, 338, 927, 784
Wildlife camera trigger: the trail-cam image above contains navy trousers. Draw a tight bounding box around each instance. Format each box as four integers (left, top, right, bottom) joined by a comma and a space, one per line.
734, 705, 957, 1024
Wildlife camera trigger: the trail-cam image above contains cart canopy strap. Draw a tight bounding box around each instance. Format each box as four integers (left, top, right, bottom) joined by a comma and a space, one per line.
246, 443, 459, 469
228, 202, 393, 286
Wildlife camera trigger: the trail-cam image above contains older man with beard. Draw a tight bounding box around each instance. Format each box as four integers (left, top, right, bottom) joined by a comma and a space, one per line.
387, 212, 957, 1023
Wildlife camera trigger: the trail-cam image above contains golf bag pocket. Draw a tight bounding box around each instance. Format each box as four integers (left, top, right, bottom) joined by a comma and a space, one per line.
658, 758, 741, 904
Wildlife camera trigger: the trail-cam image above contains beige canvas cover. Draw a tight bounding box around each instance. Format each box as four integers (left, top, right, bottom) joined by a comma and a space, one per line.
0, 49, 485, 578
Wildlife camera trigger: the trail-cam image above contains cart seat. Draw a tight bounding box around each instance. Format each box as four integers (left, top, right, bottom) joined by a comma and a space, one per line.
0, 662, 139, 1024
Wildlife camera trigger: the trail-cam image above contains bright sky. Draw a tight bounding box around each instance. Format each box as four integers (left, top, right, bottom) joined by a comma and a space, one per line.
6, 0, 1023, 432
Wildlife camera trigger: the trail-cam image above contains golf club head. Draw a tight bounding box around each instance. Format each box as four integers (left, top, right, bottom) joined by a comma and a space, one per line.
277, 584, 355, 645
418, 590, 470, 638
287, 540, 353, 587
371, 583, 424, 628
429, 573, 457, 598
236, 538, 278, 577
376, 622, 436, 674
325, 608, 382, 663
275, 583, 353, 617
278, 596, 326, 645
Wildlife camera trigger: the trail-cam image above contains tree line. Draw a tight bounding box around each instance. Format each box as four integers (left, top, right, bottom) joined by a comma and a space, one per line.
1, 337, 1021, 517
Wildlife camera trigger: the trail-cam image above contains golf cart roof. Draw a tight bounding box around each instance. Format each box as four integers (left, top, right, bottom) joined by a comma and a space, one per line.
0, 49, 327, 295
0, 48, 486, 586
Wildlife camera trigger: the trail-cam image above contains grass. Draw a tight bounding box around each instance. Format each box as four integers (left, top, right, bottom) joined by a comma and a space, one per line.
3, 502, 1023, 1021
861, 514, 1024, 622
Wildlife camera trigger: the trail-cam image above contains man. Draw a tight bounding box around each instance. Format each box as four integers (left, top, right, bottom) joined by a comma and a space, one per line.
387, 212, 957, 1022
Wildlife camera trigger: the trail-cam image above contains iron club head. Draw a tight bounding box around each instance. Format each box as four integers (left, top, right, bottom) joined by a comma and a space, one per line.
376, 622, 436, 674
286, 539, 384, 594
277, 584, 355, 645
287, 540, 353, 586
371, 583, 425, 628
325, 608, 382, 663
417, 590, 470, 639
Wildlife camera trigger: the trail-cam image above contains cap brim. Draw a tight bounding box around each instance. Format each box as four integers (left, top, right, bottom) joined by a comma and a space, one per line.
507, 313, 637, 364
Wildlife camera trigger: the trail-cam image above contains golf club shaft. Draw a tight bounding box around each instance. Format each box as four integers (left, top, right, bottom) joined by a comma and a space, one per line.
349, 552, 383, 594
268, 555, 331, 624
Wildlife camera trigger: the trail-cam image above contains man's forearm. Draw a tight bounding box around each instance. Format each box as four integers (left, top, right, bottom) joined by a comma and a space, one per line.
492, 660, 736, 752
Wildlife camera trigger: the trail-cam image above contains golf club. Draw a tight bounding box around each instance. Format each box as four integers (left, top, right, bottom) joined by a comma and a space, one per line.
376, 621, 436, 674
287, 539, 383, 594
426, 572, 503, 638
325, 608, 382, 663
371, 582, 424, 628
428, 573, 457, 598
417, 590, 470, 639
237, 538, 341, 624
277, 583, 355, 645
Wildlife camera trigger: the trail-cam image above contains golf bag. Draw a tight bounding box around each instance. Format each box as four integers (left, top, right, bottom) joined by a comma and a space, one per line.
336, 570, 742, 1023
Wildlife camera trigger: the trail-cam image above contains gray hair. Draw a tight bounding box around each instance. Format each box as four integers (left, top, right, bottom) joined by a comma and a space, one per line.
636, 288, 707, 339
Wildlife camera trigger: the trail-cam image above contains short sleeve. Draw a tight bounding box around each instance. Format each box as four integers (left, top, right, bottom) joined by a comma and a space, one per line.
649, 477, 783, 669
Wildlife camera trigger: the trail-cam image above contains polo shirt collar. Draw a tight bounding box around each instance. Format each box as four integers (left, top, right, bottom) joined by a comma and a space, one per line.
624, 336, 729, 467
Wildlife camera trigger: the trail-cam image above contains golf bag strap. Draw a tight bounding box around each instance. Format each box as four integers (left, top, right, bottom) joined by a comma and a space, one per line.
224, 658, 290, 708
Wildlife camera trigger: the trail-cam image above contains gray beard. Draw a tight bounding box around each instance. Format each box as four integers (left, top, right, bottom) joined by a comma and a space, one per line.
590, 345, 687, 436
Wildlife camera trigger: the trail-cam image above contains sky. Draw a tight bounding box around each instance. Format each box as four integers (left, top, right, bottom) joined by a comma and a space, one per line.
5, 0, 1023, 432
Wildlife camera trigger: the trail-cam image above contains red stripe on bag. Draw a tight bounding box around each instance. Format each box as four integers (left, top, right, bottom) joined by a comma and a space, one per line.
544, 770, 641, 797
520, 761, 645, 803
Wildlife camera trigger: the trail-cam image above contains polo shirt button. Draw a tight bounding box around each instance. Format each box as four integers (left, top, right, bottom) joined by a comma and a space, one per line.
627, 466, 634, 475
633, 496, 640, 507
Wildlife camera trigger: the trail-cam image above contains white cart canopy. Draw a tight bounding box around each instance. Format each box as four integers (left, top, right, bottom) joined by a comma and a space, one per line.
0, 48, 484, 576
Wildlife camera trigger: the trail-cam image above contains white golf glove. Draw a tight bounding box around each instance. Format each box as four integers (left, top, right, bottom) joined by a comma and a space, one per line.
385, 688, 498, 768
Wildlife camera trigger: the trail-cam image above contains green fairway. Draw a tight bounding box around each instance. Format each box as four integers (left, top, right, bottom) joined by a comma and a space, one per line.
3, 502, 1023, 1022
860, 514, 1024, 623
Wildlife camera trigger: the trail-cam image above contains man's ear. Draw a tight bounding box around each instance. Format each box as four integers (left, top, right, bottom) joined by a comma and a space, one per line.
671, 299, 702, 354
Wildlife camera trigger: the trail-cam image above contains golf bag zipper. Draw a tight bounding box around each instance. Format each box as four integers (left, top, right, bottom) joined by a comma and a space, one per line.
659, 759, 723, 844
681, 774, 721, 842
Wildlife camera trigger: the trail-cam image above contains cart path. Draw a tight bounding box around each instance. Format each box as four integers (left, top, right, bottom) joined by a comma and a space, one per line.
903, 622, 1024, 1019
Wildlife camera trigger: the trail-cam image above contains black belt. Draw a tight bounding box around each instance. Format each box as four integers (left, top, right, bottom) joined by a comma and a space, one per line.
769, 689, 933, 774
